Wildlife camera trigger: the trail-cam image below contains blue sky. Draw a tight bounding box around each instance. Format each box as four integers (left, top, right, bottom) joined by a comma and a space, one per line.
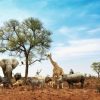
0, 0, 100, 77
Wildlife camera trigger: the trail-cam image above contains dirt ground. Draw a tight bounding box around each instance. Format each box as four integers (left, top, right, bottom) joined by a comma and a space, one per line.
0, 77, 100, 100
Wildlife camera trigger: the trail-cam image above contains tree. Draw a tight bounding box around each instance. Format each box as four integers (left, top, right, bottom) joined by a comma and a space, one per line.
91, 62, 100, 78
0, 17, 52, 81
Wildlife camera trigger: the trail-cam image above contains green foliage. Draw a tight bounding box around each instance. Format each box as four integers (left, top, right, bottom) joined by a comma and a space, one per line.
0, 48, 6, 53
0, 17, 52, 80
0, 30, 3, 38
91, 62, 100, 72
91, 62, 100, 77
0, 17, 52, 57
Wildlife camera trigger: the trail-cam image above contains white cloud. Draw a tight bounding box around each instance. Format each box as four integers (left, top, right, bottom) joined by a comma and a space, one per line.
58, 27, 71, 34
52, 39, 100, 59
57, 26, 88, 39
57, 26, 76, 39
58, 26, 88, 34
87, 27, 100, 35
57, 26, 100, 41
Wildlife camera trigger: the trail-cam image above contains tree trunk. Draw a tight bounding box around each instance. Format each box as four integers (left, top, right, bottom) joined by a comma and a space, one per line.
25, 55, 29, 82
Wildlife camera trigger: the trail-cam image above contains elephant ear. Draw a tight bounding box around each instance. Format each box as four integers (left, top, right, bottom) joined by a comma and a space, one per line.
12, 59, 19, 69
0, 59, 7, 69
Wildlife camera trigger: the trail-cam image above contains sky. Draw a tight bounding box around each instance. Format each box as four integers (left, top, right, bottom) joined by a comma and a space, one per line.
0, 0, 100, 77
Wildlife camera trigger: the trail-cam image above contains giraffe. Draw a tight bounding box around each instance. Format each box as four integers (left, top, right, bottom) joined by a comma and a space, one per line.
47, 53, 64, 78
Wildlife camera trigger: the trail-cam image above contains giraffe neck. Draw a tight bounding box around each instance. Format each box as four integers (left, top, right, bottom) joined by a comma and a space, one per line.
49, 56, 56, 68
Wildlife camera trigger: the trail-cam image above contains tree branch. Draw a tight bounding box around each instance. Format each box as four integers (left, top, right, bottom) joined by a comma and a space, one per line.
29, 58, 46, 65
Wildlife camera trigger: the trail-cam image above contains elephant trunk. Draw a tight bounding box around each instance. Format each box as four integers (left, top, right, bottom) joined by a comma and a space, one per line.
5, 65, 13, 79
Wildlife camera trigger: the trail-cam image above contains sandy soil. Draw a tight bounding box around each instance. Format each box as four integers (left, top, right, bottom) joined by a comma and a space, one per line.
0, 77, 100, 100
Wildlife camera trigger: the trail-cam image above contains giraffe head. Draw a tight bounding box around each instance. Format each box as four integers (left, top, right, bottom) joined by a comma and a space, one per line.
46, 53, 52, 58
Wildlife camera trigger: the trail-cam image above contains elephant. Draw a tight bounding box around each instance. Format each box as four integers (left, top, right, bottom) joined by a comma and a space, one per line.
0, 58, 19, 80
